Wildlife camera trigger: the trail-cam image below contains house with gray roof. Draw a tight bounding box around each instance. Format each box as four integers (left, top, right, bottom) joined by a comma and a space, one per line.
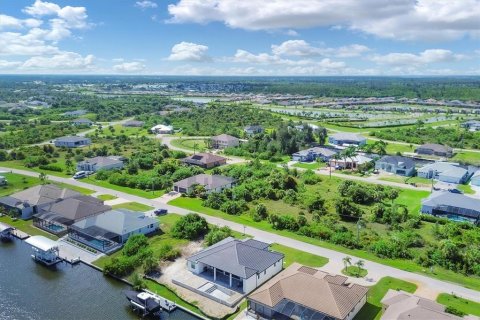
244, 125, 264, 136
421, 191, 480, 225
0, 184, 81, 219
375, 156, 416, 176
415, 143, 453, 158
76, 156, 124, 172
173, 174, 235, 194
68, 209, 159, 253
461, 120, 480, 132
247, 263, 368, 320
292, 147, 338, 162
54, 136, 91, 148
211, 134, 240, 149
328, 133, 366, 146
187, 237, 284, 294
122, 120, 145, 127
471, 170, 480, 187
381, 289, 462, 320
417, 162, 469, 184
33, 195, 111, 236
181, 153, 227, 169
62, 110, 87, 117
72, 118, 93, 126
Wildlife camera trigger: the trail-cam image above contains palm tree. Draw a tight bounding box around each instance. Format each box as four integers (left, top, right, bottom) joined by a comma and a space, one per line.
39, 172, 48, 185
344, 146, 357, 171
355, 260, 365, 277
343, 256, 352, 271
374, 140, 388, 156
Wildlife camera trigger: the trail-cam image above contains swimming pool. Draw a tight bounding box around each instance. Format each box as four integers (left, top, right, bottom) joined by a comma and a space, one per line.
46, 224, 65, 232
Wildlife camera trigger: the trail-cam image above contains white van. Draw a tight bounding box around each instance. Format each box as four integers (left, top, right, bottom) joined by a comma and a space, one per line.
73, 171, 87, 179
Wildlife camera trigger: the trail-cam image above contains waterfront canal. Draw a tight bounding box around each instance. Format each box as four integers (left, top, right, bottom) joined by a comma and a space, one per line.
0, 239, 202, 320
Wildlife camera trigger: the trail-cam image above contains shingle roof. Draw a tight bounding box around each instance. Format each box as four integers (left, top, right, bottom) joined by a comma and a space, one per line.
422, 191, 480, 217
330, 133, 366, 142
55, 136, 90, 143
173, 174, 235, 190
248, 263, 368, 319
187, 237, 284, 279
381, 289, 462, 320
293, 147, 338, 157
73, 118, 92, 123
418, 162, 467, 179
211, 134, 239, 142
377, 156, 415, 169
181, 153, 226, 165
416, 143, 453, 153
77, 156, 123, 167
7, 184, 80, 207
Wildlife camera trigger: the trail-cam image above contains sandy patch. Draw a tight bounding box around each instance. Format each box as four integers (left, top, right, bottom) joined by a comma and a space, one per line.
104, 198, 130, 206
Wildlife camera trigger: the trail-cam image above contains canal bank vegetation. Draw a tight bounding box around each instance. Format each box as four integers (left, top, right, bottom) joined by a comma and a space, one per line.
170, 161, 480, 291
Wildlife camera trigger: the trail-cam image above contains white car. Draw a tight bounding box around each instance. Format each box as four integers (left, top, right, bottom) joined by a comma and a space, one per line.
73, 171, 87, 179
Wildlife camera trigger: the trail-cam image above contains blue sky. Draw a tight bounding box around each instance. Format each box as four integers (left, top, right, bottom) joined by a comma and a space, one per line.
0, 0, 479, 75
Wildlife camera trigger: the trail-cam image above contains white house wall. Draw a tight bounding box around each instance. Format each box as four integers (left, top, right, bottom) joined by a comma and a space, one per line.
344, 295, 367, 320
243, 258, 283, 294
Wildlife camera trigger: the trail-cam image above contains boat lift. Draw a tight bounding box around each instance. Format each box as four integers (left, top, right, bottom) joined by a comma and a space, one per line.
25, 236, 62, 266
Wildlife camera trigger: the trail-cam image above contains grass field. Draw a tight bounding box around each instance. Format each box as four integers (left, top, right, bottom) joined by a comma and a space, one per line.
452, 150, 480, 166
0, 173, 41, 197
437, 293, 480, 317
0, 160, 71, 178
342, 266, 368, 278
292, 161, 326, 170
101, 124, 149, 137
169, 138, 207, 151
96, 194, 118, 201
82, 178, 164, 199
0, 215, 58, 240
53, 182, 95, 195
270, 243, 328, 268
354, 277, 417, 320
111, 201, 154, 212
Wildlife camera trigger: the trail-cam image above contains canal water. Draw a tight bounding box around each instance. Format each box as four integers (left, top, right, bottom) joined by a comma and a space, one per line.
0, 239, 203, 320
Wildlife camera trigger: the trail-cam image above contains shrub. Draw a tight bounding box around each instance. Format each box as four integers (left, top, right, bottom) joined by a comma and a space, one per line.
205, 226, 232, 246
171, 213, 209, 240
38, 164, 63, 172
123, 234, 149, 257
157, 244, 180, 261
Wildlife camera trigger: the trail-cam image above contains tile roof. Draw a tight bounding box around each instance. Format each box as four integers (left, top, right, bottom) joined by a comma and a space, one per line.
187, 237, 284, 279
248, 263, 368, 320
181, 153, 226, 165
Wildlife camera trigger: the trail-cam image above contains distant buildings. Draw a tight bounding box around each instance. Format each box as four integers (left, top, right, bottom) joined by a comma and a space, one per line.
421, 191, 480, 225
54, 136, 91, 148
328, 133, 367, 147
187, 237, 284, 294
375, 156, 416, 177
181, 153, 227, 169
329, 155, 373, 170
173, 174, 235, 194
62, 110, 87, 117
381, 289, 463, 320
417, 162, 469, 184
122, 120, 145, 127
292, 147, 338, 162
77, 156, 124, 172
211, 134, 240, 149
244, 125, 264, 136
72, 118, 93, 126
150, 124, 174, 134
461, 120, 480, 132
415, 143, 453, 158
247, 263, 368, 320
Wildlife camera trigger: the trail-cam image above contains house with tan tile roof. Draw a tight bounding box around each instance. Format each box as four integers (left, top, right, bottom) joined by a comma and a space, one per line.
247, 263, 368, 320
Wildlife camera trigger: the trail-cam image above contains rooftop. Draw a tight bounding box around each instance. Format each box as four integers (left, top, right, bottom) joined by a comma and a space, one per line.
25, 235, 59, 252
418, 162, 467, 178
4, 184, 80, 207
77, 156, 124, 167
182, 153, 226, 164
422, 191, 480, 216
417, 143, 453, 153
377, 155, 415, 169
55, 136, 90, 143
248, 263, 368, 320
173, 174, 235, 190
330, 132, 366, 142
211, 134, 239, 142
188, 237, 284, 279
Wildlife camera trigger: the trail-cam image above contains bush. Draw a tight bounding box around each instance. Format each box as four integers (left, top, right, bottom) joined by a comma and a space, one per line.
205, 226, 232, 246
445, 306, 466, 317
123, 234, 149, 257
252, 203, 268, 222
171, 213, 209, 240
157, 244, 180, 261
38, 164, 63, 172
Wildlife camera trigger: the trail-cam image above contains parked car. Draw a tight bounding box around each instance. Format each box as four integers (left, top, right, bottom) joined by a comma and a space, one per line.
154, 208, 168, 216
73, 171, 87, 179
448, 188, 463, 194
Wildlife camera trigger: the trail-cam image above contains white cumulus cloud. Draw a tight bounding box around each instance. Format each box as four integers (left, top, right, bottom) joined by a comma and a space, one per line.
113, 61, 146, 73
135, 1, 158, 9
21, 52, 95, 70
167, 42, 211, 62
371, 49, 465, 66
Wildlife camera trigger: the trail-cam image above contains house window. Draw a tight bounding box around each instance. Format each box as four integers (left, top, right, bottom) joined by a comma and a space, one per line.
149, 224, 153, 228
190, 262, 196, 269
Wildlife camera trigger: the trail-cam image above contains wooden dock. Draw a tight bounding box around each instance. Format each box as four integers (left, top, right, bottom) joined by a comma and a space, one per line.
11, 229, 30, 240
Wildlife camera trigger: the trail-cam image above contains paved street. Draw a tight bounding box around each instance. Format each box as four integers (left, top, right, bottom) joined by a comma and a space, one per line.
2, 166, 479, 303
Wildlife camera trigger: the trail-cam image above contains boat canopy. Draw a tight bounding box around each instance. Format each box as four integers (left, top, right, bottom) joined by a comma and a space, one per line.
25, 236, 59, 252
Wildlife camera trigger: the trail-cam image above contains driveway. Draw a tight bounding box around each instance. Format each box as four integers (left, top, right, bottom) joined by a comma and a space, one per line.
2, 166, 480, 303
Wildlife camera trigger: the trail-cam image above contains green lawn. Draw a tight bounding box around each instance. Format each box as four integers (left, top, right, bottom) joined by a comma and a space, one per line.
342, 266, 368, 278
101, 124, 149, 137
0, 215, 58, 240
0, 173, 41, 197
457, 184, 475, 195
82, 178, 164, 199
169, 138, 207, 151
437, 293, 480, 317
111, 201, 154, 212
354, 277, 417, 320
168, 196, 480, 291
270, 243, 328, 268
0, 160, 71, 178
366, 139, 415, 154
452, 151, 480, 166
53, 182, 95, 195
379, 176, 432, 188
259, 199, 304, 217
96, 194, 118, 201
292, 161, 326, 170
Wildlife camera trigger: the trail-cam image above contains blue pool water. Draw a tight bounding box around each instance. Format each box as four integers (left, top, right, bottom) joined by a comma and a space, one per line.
46, 224, 65, 232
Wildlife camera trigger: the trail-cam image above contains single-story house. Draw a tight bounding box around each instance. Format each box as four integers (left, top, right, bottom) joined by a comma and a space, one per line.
244, 125, 264, 135
328, 133, 367, 146
33, 195, 111, 236
181, 153, 227, 169
461, 120, 480, 132
122, 120, 145, 127
247, 263, 368, 320
68, 209, 159, 253
173, 174, 235, 194
421, 191, 480, 225
72, 118, 93, 126
0, 184, 81, 219
150, 124, 174, 134
417, 162, 469, 184
187, 237, 284, 294
292, 147, 338, 162
329, 155, 373, 170
76, 156, 124, 172
375, 156, 416, 176
471, 170, 480, 187
381, 289, 462, 320
211, 134, 240, 149
294, 123, 320, 132
62, 110, 87, 117
415, 143, 453, 158
54, 136, 91, 148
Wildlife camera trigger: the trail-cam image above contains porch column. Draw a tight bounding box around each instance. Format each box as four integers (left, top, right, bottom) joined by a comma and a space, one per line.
214, 267, 217, 281
229, 273, 232, 287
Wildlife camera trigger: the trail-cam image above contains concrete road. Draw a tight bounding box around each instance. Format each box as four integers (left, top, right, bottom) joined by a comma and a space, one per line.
2, 166, 480, 303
